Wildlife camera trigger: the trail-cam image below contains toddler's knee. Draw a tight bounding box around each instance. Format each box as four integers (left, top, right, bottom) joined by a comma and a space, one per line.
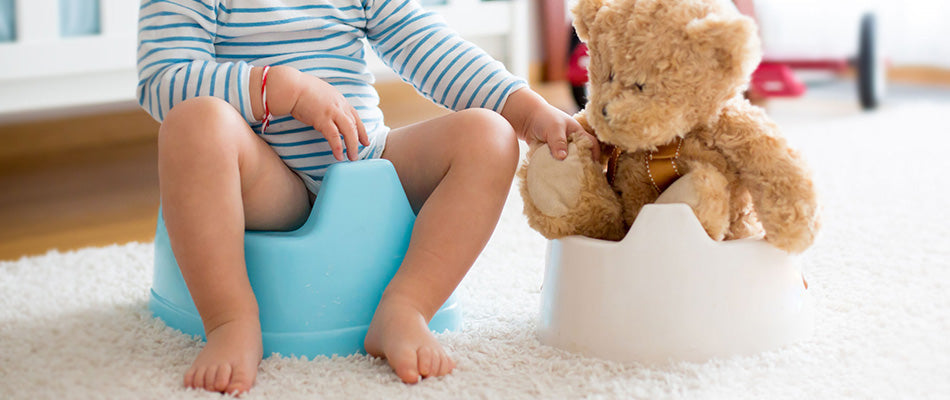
162, 96, 237, 130
158, 97, 245, 152
456, 109, 519, 172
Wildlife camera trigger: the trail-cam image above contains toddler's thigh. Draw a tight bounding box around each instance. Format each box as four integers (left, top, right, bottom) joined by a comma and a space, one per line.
239, 130, 311, 232
160, 97, 310, 231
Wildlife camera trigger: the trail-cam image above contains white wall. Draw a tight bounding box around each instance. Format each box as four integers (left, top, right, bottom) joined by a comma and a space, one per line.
560, 0, 950, 69
752, 0, 950, 68
874, 0, 950, 68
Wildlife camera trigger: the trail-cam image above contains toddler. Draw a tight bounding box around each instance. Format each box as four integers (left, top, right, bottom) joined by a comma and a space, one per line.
138, 0, 588, 393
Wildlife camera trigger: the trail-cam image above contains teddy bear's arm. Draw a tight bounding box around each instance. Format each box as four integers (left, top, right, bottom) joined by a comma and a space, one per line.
518, 132, 626, 241
706, 99, 820, 253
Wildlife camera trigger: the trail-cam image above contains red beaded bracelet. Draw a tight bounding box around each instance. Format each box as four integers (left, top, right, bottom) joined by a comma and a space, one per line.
260, 65, 272, 134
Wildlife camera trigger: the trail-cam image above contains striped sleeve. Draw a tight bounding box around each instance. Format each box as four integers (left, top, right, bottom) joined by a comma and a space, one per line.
137, 0, 255, 124
364, 0, 527, 112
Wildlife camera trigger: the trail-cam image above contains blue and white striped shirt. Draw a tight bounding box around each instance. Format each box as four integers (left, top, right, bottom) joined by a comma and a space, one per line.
137, 0, 527, 192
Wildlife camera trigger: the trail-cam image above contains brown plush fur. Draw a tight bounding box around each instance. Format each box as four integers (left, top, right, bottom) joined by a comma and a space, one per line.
519, 0, 820, 253
519, 134, 627, 241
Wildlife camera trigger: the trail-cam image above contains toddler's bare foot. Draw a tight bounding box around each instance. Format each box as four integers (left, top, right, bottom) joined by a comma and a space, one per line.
184, 317, 263, 394
364, 297, 456, 383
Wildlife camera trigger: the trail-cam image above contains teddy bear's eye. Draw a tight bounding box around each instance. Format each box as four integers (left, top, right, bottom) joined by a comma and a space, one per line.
635, 83, 644, 92
608, 71, 615, 82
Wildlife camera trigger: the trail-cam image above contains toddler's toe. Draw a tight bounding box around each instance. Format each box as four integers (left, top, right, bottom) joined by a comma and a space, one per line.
212, 364, 231, 392
226, 366, 256, 394
422, 347, 442, 378
203, 366, 219, 391
417, 347, 434, 377
390, 348, 421, 383
438, 351, 455, 376
184, 367, 197, 388
191, 366, 208, 389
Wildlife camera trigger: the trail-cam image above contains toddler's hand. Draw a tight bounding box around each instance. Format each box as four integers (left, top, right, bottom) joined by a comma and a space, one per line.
290, 73, 369, 161
521, 103, 600, 161
502, 88, 599, 161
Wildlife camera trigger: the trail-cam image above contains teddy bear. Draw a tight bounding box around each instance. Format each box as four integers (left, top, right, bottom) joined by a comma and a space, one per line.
519, 0, 819, 253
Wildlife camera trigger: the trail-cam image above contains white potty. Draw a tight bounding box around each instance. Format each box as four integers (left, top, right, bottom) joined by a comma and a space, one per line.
538, 203, 813, 364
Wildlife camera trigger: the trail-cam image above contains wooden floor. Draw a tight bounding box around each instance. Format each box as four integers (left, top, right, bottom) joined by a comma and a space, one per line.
0, 138, 160, 260
0, 111, 160, 261
0, 81, 575, 261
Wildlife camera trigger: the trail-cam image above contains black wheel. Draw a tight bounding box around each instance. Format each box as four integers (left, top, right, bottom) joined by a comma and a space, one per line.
857, 12, 885, 110
571, 84, 588, 109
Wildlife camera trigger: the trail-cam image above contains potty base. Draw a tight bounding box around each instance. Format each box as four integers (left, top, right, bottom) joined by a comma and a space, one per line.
539, 204, 812, 364
149, 287, 461, 358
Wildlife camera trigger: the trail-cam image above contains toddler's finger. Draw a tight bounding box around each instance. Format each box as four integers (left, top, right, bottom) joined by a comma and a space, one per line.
317, 121, 345, 161
337, 113, 360, 161
545, 130, 569, 160
351, 108, 369, 146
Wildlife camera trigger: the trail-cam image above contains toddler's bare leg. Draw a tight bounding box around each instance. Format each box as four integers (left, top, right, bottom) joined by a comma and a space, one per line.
365, 109, 519, 383
159, 97, 311, 394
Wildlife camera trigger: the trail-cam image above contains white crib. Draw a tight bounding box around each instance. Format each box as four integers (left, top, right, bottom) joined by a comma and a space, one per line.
0, 0, 139, 119
0, 0, 528, 121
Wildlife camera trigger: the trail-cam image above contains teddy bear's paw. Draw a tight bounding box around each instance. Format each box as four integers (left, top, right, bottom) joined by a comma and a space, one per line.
570, 132, 596, 156
526, 143, 587, 217
756, 193, 821, 253
766, 232, 813, 254
765, 211, 820, 253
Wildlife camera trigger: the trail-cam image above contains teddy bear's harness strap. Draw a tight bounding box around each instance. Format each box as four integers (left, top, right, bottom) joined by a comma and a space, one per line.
646, 137, 684, 193
605, 145, 623, 187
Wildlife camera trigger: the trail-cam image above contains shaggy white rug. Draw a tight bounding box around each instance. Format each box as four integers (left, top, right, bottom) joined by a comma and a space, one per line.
2, 103, 949, 399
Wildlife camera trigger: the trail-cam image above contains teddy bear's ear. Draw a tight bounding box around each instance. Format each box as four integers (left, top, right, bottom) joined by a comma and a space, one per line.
685, 13, 762, 79
571, 0, 606, 42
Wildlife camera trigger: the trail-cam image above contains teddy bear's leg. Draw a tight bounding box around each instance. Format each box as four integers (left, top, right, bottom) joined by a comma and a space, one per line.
613, 155, 658, 229
655, 162, 731, 241
519, 138, 625, 241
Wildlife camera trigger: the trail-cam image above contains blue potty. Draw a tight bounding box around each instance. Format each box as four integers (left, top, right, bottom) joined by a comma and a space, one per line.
149, 159, 462, 358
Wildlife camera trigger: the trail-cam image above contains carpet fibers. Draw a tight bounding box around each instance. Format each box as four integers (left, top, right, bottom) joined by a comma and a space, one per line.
2, 103, 948, 399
